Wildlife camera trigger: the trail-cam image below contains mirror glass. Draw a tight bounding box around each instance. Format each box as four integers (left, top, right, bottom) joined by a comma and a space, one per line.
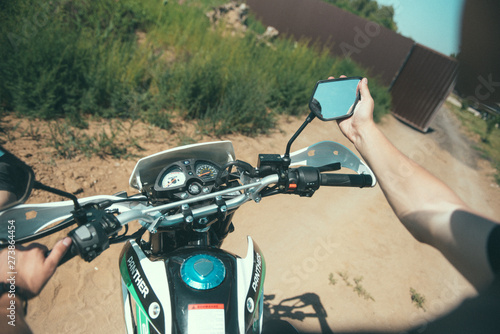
309, 77, 362, 121
0, 147, 35, 212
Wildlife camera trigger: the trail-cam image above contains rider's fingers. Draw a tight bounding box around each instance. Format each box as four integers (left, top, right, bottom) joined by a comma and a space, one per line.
358, 78, 372, 100
328, 75, 347, 80
45, 237, 72, 272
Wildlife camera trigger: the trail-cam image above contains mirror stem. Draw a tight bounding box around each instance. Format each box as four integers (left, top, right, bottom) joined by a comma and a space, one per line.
34, 181, 81, 210
284, 112, 316, 162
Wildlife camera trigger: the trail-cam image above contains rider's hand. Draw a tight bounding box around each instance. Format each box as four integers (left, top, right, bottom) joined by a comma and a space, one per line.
329, 75, 376, 146
0, 237, 72, 299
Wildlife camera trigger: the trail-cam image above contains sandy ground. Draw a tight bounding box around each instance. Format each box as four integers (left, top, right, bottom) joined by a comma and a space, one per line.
2, 103, 499, 333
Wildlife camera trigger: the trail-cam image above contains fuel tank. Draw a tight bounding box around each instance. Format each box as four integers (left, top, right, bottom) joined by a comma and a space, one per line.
119, 236, 265, 334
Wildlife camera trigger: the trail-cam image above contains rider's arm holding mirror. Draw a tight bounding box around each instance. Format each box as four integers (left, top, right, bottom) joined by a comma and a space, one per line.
0, 238, 71, 334
336, 76, 499, 291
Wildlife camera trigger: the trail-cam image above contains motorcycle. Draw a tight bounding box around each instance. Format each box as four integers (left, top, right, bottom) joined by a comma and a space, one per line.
0, 76, 375, 334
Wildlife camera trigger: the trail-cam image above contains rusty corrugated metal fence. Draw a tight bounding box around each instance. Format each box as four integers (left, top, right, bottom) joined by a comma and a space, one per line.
390, 44, 459, 132
246, 0, 459, 132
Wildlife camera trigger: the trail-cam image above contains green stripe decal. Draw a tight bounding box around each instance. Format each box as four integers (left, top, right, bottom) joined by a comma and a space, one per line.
137, 303, 150, 334
120, 255, 149, 328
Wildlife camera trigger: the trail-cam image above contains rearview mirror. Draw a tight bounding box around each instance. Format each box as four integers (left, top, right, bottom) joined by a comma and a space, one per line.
0, 146, 35, 212
309, 76, 362, 121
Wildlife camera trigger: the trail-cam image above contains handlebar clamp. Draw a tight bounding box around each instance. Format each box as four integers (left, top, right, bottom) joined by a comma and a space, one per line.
215, 196, 228, 220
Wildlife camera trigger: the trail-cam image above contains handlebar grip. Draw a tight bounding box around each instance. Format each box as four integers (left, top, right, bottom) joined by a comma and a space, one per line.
45, 242, 77, 267
320, 173, 372, 188
57, 244, 77, 266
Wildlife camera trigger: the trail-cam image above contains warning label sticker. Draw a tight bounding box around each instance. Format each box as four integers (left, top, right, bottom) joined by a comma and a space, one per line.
188, 304, 225, 334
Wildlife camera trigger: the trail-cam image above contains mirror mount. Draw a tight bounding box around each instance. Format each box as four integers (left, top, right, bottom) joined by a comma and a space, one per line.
0, 144, 83, 212
257, 112, 316, 181
281, 76, 362, 169
283, 111, 317, 163
34, 181, 82, 210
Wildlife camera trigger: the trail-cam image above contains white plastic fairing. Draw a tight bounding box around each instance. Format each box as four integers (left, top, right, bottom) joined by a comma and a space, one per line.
236, 237, 255, 334
0, 195, 134, 241
289, 141, 377, 187
236, 236, 265, 334
121, 279, 135, 333
129, 141, 236, 191
121, 241, 172, 334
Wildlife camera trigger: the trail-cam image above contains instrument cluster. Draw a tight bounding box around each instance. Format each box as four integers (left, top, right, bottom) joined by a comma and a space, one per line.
154, 159, 221, 199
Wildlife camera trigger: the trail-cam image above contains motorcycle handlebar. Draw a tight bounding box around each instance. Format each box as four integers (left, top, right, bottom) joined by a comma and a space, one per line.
320, 173, 373, 188
47, 168, 372, 265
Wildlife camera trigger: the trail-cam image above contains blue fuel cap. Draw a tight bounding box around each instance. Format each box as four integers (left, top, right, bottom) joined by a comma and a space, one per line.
181, 254, 226, 290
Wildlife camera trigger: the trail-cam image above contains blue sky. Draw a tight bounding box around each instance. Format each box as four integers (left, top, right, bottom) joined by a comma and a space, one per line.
375, 0, 466, 56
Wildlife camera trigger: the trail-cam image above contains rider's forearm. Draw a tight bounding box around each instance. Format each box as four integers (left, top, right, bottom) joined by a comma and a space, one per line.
0, 294, 31, 334
354, 123, 465, 223
353, 123, 497, 289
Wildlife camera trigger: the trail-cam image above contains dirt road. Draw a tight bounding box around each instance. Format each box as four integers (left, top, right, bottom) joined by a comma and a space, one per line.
4, 103, 499, 333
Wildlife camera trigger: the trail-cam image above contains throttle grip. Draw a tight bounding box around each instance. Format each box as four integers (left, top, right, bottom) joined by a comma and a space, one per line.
320, 173, 373, 188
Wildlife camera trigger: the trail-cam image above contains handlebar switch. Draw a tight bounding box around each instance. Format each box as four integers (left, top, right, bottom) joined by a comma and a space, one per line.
74, 225, 92, 241
288, 167, 320, 197
68, 208, 121, 262
297, 167, 320, 194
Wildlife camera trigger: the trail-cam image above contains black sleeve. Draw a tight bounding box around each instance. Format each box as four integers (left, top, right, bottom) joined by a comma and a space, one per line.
487, 225, 500, 276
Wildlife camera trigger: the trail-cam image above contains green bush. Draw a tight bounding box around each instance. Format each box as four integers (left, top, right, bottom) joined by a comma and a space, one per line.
0, 0, 156, 123
1, 0, 392, 144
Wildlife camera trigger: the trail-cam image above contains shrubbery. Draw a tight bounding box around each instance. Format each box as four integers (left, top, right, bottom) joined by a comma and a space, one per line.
0, 0, 391, 138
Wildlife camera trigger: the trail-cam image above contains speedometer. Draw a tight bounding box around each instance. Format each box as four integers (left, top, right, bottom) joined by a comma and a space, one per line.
160, 167, 186, 189
196, 163, 218, 181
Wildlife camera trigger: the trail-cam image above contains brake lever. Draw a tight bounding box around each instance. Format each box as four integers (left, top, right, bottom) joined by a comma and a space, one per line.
317, 162, 341, 172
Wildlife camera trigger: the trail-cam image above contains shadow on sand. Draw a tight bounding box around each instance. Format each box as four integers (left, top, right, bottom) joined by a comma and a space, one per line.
263, 293, 335, 334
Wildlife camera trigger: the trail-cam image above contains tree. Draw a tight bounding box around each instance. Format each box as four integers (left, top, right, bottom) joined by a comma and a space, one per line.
324, 0, 398, 31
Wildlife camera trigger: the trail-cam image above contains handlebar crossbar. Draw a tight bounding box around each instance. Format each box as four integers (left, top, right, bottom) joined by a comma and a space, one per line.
142, 175, 279, 214
117, 175, 280, 229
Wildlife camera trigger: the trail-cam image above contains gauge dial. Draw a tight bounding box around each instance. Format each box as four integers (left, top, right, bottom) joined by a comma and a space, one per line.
196, 163, 218, 181
161, 168, 186, 189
